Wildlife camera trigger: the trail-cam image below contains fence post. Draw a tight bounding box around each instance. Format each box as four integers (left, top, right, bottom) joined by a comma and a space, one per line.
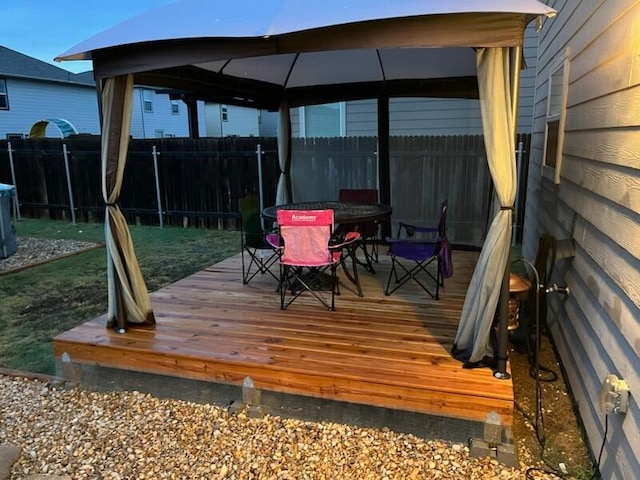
152, 145, 164, 228
256, 143, 265, 229
62, 143, 77, 225
513, 140, 525, 244
6, 141, 21, 220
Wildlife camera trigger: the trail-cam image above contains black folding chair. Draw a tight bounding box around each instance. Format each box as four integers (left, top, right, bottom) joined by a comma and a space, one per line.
239, 195, 279, 284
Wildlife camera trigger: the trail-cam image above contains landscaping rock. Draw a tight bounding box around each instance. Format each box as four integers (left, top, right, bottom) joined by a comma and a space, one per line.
0, 443, 21, 480
0, 374, 564, 479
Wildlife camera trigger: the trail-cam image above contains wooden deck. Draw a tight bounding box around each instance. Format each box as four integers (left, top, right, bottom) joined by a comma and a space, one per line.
53, 249, 513, 440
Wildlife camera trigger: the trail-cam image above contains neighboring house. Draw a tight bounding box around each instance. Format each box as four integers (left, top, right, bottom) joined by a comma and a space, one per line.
0, 46, 257, 139
129, 86, 204, 139
524, 2, 639, 479
0, 46, 100, 138
204, 103, 260, 137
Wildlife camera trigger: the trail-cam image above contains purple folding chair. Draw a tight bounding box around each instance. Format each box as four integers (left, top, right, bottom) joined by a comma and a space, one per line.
384, 200, 451, 299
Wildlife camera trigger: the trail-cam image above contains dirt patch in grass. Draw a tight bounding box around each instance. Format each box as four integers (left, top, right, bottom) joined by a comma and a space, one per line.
0, 237, 102, 274
510, 331, 595, 479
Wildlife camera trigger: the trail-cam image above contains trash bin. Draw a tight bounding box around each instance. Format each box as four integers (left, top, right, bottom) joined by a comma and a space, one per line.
0, 183, 17, 259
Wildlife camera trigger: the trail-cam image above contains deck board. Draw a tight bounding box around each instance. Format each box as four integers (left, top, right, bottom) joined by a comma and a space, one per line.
53, 249, 514, 430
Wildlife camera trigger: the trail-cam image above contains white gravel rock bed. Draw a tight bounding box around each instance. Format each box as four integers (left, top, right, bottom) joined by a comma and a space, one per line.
0, 376, 560, 480
0, 237, 100, 273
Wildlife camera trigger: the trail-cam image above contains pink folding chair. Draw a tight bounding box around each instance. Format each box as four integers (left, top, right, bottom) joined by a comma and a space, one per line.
276, 209, 359, 310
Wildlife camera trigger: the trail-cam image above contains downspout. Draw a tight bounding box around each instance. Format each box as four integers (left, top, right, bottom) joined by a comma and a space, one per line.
139, 88, 146, 139
495, 45, 522, 379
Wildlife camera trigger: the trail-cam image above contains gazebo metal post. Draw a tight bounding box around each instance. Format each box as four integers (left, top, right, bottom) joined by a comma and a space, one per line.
494, 45, 523, 379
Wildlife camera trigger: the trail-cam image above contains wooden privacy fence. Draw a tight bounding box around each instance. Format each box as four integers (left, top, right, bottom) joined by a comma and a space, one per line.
0, 134, 530, 246
288, 134, 531, 247
0, 137, 280, 229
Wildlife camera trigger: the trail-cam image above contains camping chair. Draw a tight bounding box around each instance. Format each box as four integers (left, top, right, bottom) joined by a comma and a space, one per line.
384, 200, 451, 299
337, 188, 380, 272
276, 209, 360, 311
239, 195, 279, 284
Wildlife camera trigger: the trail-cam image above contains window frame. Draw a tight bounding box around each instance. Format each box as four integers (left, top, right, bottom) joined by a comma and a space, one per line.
171, 100, 180, 115
542, 49, 570, 184
0, 79, 9, 110
142, 89, 154, 113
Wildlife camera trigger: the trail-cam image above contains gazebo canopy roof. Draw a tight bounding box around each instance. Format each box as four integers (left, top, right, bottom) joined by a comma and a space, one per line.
56, 0, 555, 109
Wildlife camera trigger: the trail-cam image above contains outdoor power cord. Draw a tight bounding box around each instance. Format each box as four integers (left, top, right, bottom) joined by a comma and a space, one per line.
514, 258, 608, 480
589, 414, 608, 480
512, 259, 567, 480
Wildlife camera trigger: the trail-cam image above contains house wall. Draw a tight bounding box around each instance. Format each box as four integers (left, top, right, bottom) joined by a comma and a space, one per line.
130, 88, 194, 139
0, 77, 100, 138
204, 103, 260, 138
524, 2, 640, 479
204, 104, 224, 137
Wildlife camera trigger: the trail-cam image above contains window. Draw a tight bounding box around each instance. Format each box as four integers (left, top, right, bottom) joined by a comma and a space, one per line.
6, 133, 23, 140
142, 89, 154, 113
155, 129, 165, 138
543, 50, 570, 184
221, 105, 228, 122
171, 100, 180, 115
0, 79, 9, 110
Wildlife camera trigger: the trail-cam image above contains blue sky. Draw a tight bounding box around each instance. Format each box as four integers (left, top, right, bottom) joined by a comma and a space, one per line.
1, 0, 174, 73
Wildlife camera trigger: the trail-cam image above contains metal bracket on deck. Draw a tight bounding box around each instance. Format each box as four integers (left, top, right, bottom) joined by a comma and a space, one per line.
227, 376, 265, 418
468, 411, 518, 468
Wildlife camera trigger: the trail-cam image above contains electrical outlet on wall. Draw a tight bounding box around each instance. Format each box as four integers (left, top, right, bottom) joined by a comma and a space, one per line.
599, 374, 630, 415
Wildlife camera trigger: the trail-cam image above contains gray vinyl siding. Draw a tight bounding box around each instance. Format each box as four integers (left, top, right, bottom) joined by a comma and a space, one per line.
203, 103, 260, 138
220, 105, 259, 137
205, 104, 223, 137
0, 77, 99, 138
344, 99, 378, 136
524, 2, 640, 479
258, 109, 278, 137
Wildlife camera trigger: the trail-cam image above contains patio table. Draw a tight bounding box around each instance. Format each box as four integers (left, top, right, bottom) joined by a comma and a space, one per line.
262, 201, 391, 226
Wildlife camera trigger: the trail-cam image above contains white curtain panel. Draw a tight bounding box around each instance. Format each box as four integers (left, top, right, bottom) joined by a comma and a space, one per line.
453, 47, 516, 364
101, 75, 155, 330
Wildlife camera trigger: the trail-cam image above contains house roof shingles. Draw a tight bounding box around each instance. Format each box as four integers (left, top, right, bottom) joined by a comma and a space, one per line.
0, 46, 95, 86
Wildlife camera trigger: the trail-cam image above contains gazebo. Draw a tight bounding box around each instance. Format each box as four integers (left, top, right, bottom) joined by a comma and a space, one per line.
56, 0, 555, 375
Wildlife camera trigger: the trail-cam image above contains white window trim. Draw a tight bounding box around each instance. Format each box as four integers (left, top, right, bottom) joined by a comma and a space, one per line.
339, 102, 346, 136
542, 49, 570, 185
298, 107, 306, 137
141, 88, 154, 113
0, 79, 9, 110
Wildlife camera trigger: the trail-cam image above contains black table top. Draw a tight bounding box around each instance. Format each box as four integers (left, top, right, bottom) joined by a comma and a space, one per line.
263, 201, 392, 224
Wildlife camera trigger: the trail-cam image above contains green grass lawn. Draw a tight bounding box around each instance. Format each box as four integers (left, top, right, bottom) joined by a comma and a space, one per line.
0, 218, 240, 375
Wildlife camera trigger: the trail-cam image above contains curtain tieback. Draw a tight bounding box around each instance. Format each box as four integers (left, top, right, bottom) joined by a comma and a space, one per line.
500, 206, 515, 211
105, 202, 117, 207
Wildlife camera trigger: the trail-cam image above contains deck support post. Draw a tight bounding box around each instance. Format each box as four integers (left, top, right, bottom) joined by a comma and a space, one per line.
228, 376, 265, 418
469, 411, 518, 468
